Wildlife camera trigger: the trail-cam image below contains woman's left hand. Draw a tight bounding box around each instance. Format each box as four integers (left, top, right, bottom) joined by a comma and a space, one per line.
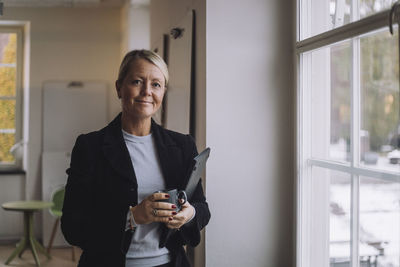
166, 200, 195, 229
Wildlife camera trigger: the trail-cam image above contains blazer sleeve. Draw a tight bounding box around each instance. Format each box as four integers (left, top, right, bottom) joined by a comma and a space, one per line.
175, 135, 211, 247
61, 134, 95, 249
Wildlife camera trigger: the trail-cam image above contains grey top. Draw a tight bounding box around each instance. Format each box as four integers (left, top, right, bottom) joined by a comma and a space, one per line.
122, 129, 171, 267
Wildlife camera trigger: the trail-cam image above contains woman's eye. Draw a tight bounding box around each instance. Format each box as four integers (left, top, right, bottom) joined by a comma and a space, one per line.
132, 80, 142, 85
152, 83, 161, 88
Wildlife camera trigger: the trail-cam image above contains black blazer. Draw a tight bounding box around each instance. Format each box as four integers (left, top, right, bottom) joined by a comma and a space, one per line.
61, 113, 210, 267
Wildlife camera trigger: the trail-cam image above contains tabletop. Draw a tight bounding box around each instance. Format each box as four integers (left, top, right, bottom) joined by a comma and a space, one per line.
2, 201, 53, 211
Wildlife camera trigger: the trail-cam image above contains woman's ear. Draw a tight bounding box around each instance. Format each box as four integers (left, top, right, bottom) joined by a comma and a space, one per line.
115, 80, 122, 99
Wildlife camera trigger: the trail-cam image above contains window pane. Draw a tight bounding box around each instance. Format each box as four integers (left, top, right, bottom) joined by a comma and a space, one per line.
308, 41, 351, 162
330, 42, 352, 162
329, 170, 351, 266
307, 167, 351, 267
0, 67, 17, 96
360, 29, 399, 173
0, 99, 16, 129
360, 0, 397, 19
0, 33, 17, 64
359, 176, 400, 267
300, 0, 397, 40
300, 0, 351, 40
0, 133, 15, 163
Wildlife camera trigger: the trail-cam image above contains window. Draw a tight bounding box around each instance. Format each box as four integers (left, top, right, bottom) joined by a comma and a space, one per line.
297, 1, 400, 267
0, 27, 24, 171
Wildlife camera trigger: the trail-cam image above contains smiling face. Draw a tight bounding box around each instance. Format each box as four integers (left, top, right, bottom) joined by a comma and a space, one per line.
116, 58, 166, 121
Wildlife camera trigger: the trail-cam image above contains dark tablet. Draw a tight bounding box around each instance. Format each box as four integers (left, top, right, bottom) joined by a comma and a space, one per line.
185, 147, 211, 200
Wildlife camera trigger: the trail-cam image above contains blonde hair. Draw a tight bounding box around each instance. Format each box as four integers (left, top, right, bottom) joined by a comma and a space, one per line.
117, 49, 169, 86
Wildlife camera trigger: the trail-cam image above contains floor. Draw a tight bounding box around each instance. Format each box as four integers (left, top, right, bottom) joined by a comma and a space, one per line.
0, 245, 81, 267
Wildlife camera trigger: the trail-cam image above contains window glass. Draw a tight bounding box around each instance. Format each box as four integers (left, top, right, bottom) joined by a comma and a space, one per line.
0, 32, 18, 166
308, 40, 351, 162
360, 0, 397, 18
300, 0, 397, 40
360, 29, 399, 173
0, 67, 17, 96
307, 167, 351, 266
0, 99, 16, 129
329, 169, 352, 266
330, 41, 352, 163
359, 176, 400, 267
0, 33, 17, 64
0, 133, 15, 163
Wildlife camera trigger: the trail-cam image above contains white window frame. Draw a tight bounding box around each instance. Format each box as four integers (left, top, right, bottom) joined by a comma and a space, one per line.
0, 22, 28, 172
296, 2, 400, 267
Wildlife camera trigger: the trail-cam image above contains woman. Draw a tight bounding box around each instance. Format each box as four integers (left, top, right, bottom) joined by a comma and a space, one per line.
61, 50, 211, 267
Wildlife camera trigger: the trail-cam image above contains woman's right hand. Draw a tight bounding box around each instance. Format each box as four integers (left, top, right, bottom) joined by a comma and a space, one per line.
130, 193, 177, 225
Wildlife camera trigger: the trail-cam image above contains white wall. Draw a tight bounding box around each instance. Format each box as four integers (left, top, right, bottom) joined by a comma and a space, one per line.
121, 0, 150, 55
0, 175, 25, 240
151, 0, 295, 266
0, 7, 121, 237
206, 0, 295, 266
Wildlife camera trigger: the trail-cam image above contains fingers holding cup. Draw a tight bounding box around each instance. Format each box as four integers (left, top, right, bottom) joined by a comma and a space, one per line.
166, 201, 195, 229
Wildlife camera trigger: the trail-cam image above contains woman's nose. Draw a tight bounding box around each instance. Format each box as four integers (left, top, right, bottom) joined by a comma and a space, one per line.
141, 82, 152, 95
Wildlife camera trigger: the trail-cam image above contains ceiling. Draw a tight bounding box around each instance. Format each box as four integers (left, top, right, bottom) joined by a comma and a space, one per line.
2, 0, 127, 8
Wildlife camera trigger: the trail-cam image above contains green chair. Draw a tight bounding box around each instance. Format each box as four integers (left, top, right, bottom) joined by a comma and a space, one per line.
47, 186, 76, 261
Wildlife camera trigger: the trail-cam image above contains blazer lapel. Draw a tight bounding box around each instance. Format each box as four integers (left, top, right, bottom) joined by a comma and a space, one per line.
102, 114, 137, 186
151, 120, 182, 190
